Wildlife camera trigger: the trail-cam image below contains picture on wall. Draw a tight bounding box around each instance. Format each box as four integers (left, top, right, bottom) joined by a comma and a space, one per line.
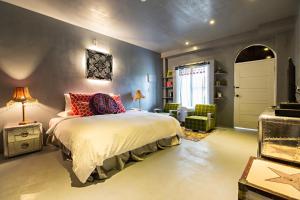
86, 49, 113, 80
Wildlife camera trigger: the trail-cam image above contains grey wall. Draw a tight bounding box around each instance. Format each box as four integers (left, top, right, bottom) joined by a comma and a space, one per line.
0, 2, 162, 151
167, 31, 295, 127
294, 4, 300, 85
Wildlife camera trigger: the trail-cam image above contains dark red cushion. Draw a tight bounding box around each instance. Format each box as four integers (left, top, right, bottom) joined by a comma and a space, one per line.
90, 93, 119, 115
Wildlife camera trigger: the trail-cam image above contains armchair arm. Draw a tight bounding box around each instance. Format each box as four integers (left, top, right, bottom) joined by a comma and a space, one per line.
154, 108, 162, 113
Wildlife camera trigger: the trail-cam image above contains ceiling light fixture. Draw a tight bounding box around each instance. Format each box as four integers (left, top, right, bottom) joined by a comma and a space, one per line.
266, 56, 272, 59
185, 41, 190, 46
193, 46, 198, 50
140, 0, 147, 2
264, 47, 269, 51
209, 19, 215, 25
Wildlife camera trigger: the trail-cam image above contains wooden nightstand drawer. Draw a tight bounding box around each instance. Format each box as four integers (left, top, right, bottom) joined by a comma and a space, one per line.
3, 122, 43, 158
8, 138, 40, 156
7, 127, 40, 143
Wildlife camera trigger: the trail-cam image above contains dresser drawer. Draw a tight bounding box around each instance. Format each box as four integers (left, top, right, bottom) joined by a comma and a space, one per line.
7, 126, 40, 143
8, 138, 41, 156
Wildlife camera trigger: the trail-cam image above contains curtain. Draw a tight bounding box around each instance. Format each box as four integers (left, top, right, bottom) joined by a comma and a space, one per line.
175, 64, 209, 108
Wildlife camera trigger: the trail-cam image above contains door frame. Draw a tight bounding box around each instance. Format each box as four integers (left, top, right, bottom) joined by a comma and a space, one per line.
234, 44, 277, 129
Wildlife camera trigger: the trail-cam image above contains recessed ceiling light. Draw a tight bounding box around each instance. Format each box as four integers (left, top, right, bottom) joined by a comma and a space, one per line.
264, 47, 269, 51
140, 0, 147, 2
193, 46, 198, 50
185, 41, 190, 46
209, 19, 215, 25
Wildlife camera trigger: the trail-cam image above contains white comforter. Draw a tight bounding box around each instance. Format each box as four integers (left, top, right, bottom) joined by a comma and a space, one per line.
47, 111, 183, 183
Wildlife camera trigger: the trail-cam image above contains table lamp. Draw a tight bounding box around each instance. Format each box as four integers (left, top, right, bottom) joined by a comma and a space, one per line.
8, 87, 37, 125
133, 90, 145, 110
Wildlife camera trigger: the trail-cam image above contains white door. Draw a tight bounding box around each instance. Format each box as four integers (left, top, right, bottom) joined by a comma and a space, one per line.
234, 58, 276, 129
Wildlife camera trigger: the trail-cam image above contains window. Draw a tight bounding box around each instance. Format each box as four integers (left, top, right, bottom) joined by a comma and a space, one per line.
175, 63, 210, 108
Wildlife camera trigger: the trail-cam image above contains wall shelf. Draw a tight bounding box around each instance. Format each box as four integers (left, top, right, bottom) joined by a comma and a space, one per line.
214, 67, 227, 104
215, 72, 227, 75
214, 97, 225, 100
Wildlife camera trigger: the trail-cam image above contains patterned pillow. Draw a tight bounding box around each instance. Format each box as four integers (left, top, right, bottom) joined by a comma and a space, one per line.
111, 95, 126, 113
69, 93, 93, 115
76, 101, 94, 116
90, 93, 119, 115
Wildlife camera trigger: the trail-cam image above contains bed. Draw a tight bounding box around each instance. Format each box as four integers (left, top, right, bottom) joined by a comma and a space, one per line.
47, 110, 183, 183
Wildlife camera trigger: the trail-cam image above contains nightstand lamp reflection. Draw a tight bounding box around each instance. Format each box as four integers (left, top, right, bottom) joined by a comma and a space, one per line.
7, 87, 38, 125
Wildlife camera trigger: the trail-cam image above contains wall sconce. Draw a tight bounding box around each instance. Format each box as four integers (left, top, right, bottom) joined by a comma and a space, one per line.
92, 39, 97, 46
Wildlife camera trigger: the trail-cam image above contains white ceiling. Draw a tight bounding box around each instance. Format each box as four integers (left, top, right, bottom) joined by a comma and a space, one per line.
2, 0, 299, 53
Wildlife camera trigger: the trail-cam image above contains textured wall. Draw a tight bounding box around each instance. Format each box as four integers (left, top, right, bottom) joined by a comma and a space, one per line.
168, 31, 295, 127
294, 4, 300, 86
0, 2, 162, 151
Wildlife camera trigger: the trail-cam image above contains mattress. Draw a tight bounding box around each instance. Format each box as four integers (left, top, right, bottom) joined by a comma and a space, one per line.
47, 110, 183, 183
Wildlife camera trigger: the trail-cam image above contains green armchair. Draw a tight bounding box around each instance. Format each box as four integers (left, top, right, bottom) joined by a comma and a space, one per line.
154, 103, 180, 118
185, 104, 216, 132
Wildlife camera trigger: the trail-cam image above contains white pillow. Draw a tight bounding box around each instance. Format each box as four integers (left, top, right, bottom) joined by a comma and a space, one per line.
64, 93, 71, 112
57, 111, 79, 118
57, 111, 69, 118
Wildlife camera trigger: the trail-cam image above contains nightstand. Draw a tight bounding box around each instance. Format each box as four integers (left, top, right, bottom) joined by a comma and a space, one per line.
3, 122, 43, 158
129, 108, 148, 112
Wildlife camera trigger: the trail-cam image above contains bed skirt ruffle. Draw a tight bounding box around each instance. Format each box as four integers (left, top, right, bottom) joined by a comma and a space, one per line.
48, 135, 180, 182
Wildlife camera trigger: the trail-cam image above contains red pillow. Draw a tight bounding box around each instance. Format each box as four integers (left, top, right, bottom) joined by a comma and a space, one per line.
69, 93, 93, 115
76, 101, 94, 116
111, 95, 126, 113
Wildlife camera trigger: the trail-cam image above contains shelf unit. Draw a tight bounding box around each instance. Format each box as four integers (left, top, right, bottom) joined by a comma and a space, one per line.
162, 59, 174, 106
214, 70, 227, 102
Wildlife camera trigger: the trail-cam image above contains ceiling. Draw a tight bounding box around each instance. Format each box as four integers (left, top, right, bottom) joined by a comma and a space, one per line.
2, 0, 299, 53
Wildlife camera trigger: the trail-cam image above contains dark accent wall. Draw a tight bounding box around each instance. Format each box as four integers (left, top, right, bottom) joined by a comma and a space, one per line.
0, 2, 162, 151
294, 4, 300, 91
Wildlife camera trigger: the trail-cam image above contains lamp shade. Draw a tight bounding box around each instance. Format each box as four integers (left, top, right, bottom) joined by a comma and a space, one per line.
133, 90, 145, 100
12, 87, 36, 103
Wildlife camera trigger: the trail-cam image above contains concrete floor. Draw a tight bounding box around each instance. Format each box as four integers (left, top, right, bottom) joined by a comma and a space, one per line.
0, 128, 257, 200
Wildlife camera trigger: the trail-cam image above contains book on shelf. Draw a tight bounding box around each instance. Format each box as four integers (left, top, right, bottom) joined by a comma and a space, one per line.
166, 70, 173, 78
166, 81, 173, 87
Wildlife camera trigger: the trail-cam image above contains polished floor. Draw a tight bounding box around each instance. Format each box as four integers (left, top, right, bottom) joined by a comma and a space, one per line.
0, 128, 257, 200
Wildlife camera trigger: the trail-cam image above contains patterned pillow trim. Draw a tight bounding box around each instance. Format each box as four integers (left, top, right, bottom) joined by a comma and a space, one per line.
111, 95, 126, 113
76, 101, 94, 116
69, 93, 93, 115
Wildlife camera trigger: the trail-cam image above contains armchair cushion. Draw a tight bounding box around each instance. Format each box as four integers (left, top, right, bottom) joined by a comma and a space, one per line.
186, 116, 208, 120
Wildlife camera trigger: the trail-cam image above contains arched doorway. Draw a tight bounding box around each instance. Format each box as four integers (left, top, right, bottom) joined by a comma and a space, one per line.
234, 45, 277, 130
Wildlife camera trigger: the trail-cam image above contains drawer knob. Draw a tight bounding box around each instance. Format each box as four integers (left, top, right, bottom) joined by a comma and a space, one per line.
21, 143, 29, 149
20, 132, 29, 137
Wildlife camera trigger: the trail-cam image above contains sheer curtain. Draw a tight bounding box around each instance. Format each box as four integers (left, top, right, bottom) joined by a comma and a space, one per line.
175, 64, 209, 108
